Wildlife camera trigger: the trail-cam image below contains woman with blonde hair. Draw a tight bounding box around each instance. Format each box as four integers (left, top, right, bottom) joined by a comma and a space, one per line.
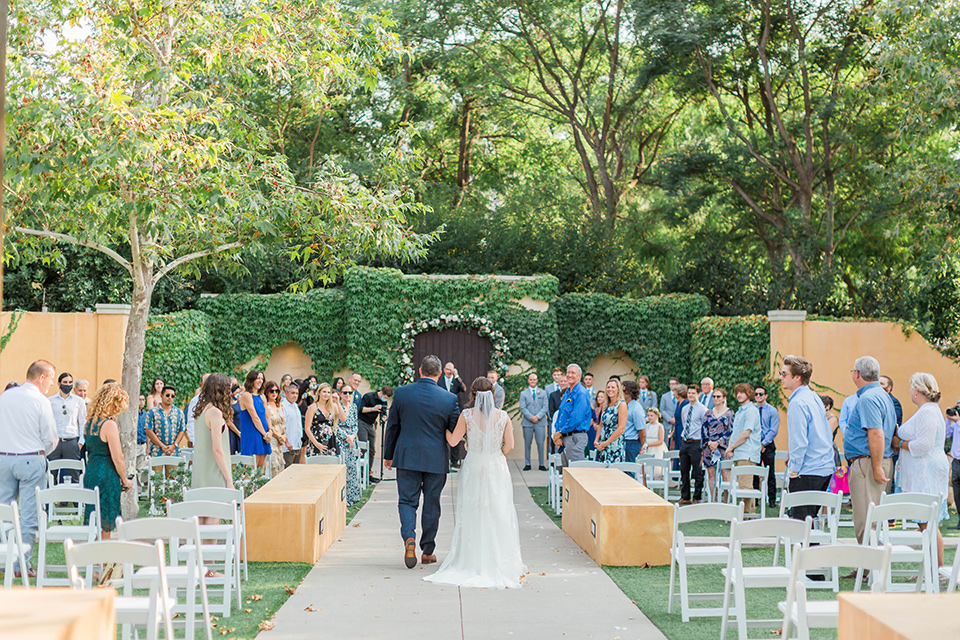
304, 382, 346, 456
83, 382, 132, 539
893, 372, 950, 567
595, 379, 627, 464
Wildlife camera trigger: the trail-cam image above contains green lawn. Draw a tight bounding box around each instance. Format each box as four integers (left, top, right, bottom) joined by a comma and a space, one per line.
14, 482, 376, 639
528, 486, 957, 640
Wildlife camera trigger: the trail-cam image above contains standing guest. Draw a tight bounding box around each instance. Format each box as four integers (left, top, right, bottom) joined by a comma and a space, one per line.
946, 403, 960, 530
678, 385, 707, 504
281, 383, 304, 467
191, 373, 235, 496
583, 373, 597, 410
439, 363, 467, 467
332, 377, 345, 392
305, 383, 346, 456
672, 383, 689, 468
589, 390, 605, 458
551, 364, 592, 466
645, 408, 666, 458
702, 388, 734, 499
754, 386, 780, 507
280, 374, 293, 391
184, 374, 210, 447
136, 394, 148, 484
660, 377, 680, 436
892, 372, 950, 567
821, 394, 847, 496
145, 377, 164, 410
238, 370, 271, 470
228, 387, 242, 454
596, 380, 627, 464
145, 385, 187, 458
262, 381, 287, 478
700, 378, 716, 410
47, 371, 86, 484
622, 380, 647, 469
547, 375, 569, 455
844, 356, 896, 546
301, 375, 319, 408
779, 356, 835, 522
638, 376, 658, 411
518, 373, 548, 471
726, 384, 762, 515
348, 372, 363, 414
544, 367, 563, 396
359, 386, 393, 483
838, 393, 858, 435
74, 379, 90, 408
337, 385, 361, 505
82, 382, 132, 539
0, 360, 58, 577
486, 370, 505, 409
879, 376, 903, 426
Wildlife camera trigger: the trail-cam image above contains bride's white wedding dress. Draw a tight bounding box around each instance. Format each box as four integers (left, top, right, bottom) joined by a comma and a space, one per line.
424, 398, 525, 589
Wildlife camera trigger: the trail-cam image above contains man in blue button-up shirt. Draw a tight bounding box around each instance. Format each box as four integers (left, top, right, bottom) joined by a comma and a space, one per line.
754, 385, 780, 506
844, 355, 896, 544
551, 364, 592, 466
780, 356, 835, 522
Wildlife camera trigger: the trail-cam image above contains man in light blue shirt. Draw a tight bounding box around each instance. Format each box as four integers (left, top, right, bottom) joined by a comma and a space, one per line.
678, 385, 707, 504
837, 394, 857, 436
754, 385, 780, 506
620, 380, 647, 466
551, 364, 592, 466
726, 384, 761, 514
659, 377, 679, 436
779, 356, 835, 522
844, 355, 896, 544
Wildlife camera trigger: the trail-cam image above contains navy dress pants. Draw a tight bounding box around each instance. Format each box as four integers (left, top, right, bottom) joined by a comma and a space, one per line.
396, 468, 447, 555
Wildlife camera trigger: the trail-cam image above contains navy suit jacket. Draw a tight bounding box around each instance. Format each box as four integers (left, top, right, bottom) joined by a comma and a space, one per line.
384, 377, 461, 475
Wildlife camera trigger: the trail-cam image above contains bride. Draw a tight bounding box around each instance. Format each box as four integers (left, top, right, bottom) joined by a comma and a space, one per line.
424, 376, 525, 589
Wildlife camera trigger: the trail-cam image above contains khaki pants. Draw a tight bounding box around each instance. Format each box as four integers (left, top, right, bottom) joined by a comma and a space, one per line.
849, 456, 895, 544
734, 460, 756, 514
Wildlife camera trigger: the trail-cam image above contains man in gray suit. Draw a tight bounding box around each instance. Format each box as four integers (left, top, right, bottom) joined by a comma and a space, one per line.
486, 370, 505, 409
519, 372, 548, 471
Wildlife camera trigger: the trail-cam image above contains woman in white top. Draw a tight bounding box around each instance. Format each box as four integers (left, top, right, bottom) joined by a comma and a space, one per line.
892, 372, 950, 567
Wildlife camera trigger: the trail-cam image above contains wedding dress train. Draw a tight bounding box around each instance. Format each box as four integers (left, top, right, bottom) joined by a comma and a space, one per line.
424, 398, 525, 589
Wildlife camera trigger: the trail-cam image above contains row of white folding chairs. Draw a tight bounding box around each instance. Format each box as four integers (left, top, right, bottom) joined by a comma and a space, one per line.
35, 485, 102, 587
0, 502, 30, 589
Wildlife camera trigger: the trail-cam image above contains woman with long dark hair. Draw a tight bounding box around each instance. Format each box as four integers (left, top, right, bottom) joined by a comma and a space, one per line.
238, 369, 271, 469
263, 380, 287, 478
145, 377, 164, 410
192, 373, 235, 491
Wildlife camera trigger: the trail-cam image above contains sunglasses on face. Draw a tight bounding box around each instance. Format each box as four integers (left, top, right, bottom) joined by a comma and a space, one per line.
163, 393, 175, 399
755, 391, 766, 396
267, 390, 278, 394
712, 394, 722, 398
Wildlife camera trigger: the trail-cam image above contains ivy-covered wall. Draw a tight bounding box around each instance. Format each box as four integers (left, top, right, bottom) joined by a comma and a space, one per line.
690, 315, 771, 395
553, 292, 712, 389
142, 310, 212, 397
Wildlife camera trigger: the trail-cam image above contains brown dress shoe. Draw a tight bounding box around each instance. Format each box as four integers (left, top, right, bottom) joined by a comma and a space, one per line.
404, 538, 417, 569
421, 553, 437, 565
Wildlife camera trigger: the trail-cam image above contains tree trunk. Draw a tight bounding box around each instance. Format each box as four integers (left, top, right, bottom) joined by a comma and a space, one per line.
119, 260, 154, 519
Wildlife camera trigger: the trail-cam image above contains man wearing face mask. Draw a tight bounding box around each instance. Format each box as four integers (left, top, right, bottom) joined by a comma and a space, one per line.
359, 385, 394, 484
47, 371, 87, 484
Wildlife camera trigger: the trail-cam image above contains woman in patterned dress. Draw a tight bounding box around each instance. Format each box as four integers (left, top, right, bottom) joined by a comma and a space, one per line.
336, 385, 361, 504
262, 381, 287, 478
304, 383, 346, 456
595, 379, 627, 464
702, 387, 734, 499
83, 382, 132, 538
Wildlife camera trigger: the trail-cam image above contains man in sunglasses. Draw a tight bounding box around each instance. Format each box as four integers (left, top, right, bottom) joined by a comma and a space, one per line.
47, 371, 87, 484
753, 386, 780, 507
145, 385, 188, 470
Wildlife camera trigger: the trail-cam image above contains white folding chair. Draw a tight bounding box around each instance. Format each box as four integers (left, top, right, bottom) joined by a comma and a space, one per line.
729, 464, 768, 519
184, 487, 249, 581
941, 535, 960, 593
167, 500, 241, 617
864, 500, 939, 593
357, 441, 370, 490
305, 454, 342, 465
65, 538, 174, 640
146, 455, 187, 503
779, 544, 891, 640
117, 516, 213, 640
568, 460, 608, 468
610, 461, 645, 482
774, 451, 789, 498
230, 454, 255, 468
720, 516, 812, 640
880, 490, 942, 532
0, 501, 30, 588
35, 485, 101, 587
548, 453, 563, 514
775, 490, 843, 591
664, 449, 681, 490
668, 501, 744, 621
179, 447, 194, 467
714, 458, 734, 503
641, 459, 672, 501
47, 459, 85, 488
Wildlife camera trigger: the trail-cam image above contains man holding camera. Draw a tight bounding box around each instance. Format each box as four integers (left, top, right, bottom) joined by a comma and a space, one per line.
359, 385, 393, 484
946, 400, 960, 529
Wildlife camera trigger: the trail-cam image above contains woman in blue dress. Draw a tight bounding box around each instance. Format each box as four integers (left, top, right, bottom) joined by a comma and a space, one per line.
238, 369, 271, 470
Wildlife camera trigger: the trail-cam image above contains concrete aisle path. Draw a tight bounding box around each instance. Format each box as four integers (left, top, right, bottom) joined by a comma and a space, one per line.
266, 459, 665, 640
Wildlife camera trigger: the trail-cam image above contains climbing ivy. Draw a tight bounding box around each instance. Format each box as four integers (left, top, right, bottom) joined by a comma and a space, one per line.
553, 292, 711, 389
142, 310, 212, 397
690, 315, 772, 396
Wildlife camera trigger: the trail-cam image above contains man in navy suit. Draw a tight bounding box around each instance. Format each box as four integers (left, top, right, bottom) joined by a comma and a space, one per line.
384, 355, 461, 568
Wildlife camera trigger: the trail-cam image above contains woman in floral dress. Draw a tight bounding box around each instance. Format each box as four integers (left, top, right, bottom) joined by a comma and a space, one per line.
304, 383, 345, 456
262, 381, 287, 478
701, 387, 734, 500
336, 385, 361, 505
595, 379, 627, 464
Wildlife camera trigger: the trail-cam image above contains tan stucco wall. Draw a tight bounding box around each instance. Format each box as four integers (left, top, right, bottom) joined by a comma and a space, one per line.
770, 319, 960, 457
0, 311, 128, 388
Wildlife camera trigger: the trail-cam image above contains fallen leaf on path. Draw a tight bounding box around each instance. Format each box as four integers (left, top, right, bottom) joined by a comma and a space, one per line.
304, 604, 319, 611
258, 621, 275, 631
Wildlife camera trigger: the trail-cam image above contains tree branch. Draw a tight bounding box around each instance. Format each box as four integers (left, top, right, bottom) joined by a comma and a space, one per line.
153, 242, 243, 283
14, 226, 134, 276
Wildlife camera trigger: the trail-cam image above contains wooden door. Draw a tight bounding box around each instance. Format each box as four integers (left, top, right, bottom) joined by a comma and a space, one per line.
412, 328, 493, 399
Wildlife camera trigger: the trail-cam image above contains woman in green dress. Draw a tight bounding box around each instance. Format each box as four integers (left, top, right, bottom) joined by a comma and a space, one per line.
84, 382, 132, 538
192, 373, 235, 494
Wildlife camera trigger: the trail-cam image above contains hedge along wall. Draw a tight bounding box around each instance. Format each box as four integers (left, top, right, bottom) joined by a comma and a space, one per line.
690, 315, 772, 399
196, 288, 348, 379
343, 267, 560, 403
553, 292, 712, 389
142, 310, 212, 397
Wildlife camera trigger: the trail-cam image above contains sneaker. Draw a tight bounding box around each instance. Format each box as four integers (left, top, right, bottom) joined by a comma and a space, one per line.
523, 465, 532, 471
539, 465, 548, 471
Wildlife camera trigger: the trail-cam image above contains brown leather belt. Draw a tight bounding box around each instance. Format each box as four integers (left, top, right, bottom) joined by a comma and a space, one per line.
0, 451, 45, 456
847, 455, 869, 463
